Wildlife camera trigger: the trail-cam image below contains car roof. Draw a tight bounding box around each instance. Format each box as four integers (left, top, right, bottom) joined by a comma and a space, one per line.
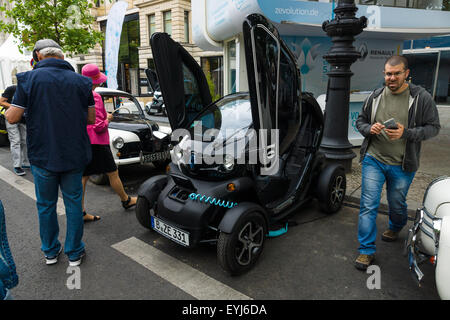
95, 87, 133, 97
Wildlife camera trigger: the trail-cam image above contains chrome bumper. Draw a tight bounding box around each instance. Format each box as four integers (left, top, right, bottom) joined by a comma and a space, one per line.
405, 207, 442, 286
405, 208, 431, 285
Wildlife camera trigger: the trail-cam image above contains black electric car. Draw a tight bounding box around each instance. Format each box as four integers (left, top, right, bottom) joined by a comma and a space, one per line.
135, 14, 346, 275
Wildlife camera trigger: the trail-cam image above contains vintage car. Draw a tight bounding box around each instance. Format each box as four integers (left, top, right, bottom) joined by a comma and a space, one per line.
90, 87, 172, 184
406, 176, 450, 300
135, 14, 346, 275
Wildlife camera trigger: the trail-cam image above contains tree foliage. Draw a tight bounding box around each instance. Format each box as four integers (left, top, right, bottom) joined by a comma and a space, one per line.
0, 0, 107, 56
206, 70, 221, 102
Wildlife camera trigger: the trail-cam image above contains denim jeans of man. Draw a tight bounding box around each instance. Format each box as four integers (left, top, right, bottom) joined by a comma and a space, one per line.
5, 121, 29, 168
0, 200, 18, 300
358, 155, 416, 255
31, 165, 85, 261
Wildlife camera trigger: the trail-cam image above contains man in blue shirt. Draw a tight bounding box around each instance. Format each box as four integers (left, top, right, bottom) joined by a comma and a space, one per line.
6, 39, 96, 267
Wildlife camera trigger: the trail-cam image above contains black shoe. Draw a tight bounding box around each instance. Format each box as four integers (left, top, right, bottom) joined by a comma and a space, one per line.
121, 196, 136, 210
13, 167, 26, 176
83, 211, 101, 223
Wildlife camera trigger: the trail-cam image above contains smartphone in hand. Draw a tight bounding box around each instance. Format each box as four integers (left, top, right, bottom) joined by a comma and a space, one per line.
383, 118, 398, 129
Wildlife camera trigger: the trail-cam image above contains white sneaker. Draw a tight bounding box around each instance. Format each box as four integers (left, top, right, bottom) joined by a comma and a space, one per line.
68, 251, 85, 267
45, 247, 62, 265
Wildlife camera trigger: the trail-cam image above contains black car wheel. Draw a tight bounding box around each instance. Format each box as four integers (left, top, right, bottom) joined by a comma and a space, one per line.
217, 210, 267, 276
316, 164, 346, 214
89, 173, 109, 185
135, 196, 154, 230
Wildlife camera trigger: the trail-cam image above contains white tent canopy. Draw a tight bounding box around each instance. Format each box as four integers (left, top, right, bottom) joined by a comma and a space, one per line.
0, 34, 32, 92
0, 34, 79, 93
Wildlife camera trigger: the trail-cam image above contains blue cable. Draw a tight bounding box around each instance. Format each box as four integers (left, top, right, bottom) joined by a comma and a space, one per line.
189, 193, 238, 208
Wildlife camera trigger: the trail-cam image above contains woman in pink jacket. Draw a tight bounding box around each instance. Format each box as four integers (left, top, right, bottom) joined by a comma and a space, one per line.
81, 64, 137, 222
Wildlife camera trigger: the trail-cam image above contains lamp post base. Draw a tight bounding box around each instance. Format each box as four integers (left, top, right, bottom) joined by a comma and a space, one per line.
319, 145, 356, 173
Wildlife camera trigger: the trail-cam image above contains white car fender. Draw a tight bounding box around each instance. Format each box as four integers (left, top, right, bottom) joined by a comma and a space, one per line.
153, 130, 169, 140
108, 128, 140, 159
436, 216, 450, 300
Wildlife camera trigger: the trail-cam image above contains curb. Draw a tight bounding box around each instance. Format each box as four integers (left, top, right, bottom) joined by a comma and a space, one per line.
344, 194, 417, 220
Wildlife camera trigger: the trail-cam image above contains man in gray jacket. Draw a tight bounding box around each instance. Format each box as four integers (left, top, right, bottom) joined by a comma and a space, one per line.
354, 55, 440, 270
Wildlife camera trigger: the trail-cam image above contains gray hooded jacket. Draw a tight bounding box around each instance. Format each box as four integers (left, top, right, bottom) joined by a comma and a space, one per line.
356, 83, 440, 172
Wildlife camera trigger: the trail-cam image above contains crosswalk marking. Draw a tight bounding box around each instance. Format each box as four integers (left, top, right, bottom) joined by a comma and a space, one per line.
0, 153, 250, 300
112, 237, 252, 300
0, 164, 66, 215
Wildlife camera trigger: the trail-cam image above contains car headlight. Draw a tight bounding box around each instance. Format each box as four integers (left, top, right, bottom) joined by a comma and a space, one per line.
222, 154, 235, 171
112, 136, 125, 149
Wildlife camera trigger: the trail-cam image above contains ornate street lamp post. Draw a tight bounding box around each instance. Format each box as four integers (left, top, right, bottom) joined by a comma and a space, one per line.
320, 0, 367, 172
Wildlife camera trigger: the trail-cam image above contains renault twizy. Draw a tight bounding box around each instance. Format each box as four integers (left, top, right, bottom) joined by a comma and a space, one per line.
135, 14, 346, 275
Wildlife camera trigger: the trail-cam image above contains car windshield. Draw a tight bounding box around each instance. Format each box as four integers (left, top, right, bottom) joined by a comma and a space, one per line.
188, 94, 252, 142
102, 95, 143, 119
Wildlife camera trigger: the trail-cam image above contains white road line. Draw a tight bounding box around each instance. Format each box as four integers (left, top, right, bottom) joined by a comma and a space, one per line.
0, 164, 66, 215
112, 237, 252, 300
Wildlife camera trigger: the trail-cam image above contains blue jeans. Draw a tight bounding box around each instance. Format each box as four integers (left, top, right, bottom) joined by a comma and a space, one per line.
358, 155, 416, 255
0, 200, 18, 300
31, 165, 85, 261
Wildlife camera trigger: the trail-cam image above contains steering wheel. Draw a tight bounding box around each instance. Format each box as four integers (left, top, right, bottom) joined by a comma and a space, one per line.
112, 106, 131, 114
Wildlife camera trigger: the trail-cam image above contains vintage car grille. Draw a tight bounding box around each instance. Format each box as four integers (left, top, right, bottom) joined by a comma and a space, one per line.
118, 142, 142, 159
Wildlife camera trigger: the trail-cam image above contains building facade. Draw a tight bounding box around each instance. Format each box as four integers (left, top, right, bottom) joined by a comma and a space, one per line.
191, 0, 450, 101
403, 36, 450, 105
70, 0, 223, 100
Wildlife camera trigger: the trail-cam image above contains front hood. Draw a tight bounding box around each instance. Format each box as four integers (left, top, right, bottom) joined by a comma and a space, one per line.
108, 119, 153, 145
173, 127, 255, 166
109, 118, 151, 133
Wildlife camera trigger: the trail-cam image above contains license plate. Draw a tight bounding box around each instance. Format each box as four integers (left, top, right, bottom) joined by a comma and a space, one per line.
151, 216, 190, 246
140, 151, 171, 164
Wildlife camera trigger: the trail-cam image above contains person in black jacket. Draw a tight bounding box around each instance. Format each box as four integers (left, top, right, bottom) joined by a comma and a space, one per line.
354, 55, 440, 271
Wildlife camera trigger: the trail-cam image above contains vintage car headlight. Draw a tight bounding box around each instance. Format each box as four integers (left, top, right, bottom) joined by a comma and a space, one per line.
112, 136, 125, 149
222, 154, 235, 171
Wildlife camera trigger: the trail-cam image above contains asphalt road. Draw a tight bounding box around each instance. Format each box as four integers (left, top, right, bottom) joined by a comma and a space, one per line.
0, 145, 440, 301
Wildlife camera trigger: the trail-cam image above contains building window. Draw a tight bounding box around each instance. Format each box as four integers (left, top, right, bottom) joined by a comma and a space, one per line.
358, 0, 450, 11
148, 59, 155, 71
201, 56, 223, 98
227, 41, 236, 94
148, 14, 156, 42
100, 13, 140, 94
163, 10, 172, 35
184, 11, 190, 43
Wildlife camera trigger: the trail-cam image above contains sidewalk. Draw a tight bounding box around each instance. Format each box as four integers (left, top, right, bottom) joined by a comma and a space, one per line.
344, 105, 450, 217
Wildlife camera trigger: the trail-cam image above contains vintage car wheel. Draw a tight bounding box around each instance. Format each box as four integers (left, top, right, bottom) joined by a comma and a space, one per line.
0, 133, 9, 147
217, 209, 267, 276
316, 164, 346, 214
89, 173, 109, 185
135, 196, 154, 230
